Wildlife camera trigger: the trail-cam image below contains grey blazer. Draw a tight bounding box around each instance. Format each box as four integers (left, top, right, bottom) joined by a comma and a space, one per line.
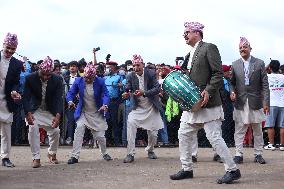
125, 68, 162, 112
181, 41, 223, 108
230, 56, 270, 110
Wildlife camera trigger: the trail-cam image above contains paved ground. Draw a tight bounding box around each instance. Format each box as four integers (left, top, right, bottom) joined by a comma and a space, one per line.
0, 146, 283, 189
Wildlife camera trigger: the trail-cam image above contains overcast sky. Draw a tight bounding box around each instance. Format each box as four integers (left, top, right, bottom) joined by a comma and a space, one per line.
1, 0, 283, 66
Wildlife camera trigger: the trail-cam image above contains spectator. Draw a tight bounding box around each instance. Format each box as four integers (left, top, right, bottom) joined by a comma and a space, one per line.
280, 64, 284, 74
63, 61, 80, 145
104, 61, 123, 146
78, 58, 87, 76
11, 56, 31, 145
220, 65, 235, 147
264, 60, 284, 151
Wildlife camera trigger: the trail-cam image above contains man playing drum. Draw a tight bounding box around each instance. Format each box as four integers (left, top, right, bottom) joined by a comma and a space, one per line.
170, 21, 241, 184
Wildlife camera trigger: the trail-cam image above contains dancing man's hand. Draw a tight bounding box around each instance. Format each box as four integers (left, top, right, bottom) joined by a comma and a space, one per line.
98, 105, 108, 112
201, 90, 209, 107
68, 101, 76, 109
133, 90, 144, 97
263, 105, 269, 115
51, 114, 61, 128
230, 91, 236, 101
11, 91, 21, 101
26, 112, 34, 125
122, 91, 130, 99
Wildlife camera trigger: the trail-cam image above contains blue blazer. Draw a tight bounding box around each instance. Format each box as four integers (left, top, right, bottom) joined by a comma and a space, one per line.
66, 76, 110, 121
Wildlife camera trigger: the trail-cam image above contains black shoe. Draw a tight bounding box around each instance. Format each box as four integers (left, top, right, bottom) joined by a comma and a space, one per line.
192, 155, 197, 163
67, 157, 78, 164
217, 169, 241, 184
123, 154, 134, 163
2, 158, 15, 168
213, 154, 223, 163
170, 169, 193, 180
254, 155, 266, 164
103, 154, 113, 161
148, 152, 158, 159
233, 156, 243, 164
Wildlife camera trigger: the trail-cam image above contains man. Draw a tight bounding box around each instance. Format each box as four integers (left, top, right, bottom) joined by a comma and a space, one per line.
78, 58, 87, 76
104, 61, 123, 146
170, 21, 240, 184
23, 56, 63, 168
63, 61, 80, 145
66, 63, 112, 164
219, 65, 235, 146
53, 60, 62, 75
230, 37, 269, 164
263, 60, 284, 151
280, 65, 284, 74
122, 54, 163, 163
0, 33, 22, 167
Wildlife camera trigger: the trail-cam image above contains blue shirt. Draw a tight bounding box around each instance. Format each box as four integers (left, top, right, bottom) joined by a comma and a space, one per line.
223, 78, 229, 92
20, 61, 31, 93
104, 73, 123, 98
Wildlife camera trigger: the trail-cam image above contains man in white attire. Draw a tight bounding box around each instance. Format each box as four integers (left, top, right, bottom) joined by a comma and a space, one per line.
122, 54, 163, 163
170, 21, 241, 184
0, 33, 22, 167
66, 63, 112, 164
23, 56, 63, 168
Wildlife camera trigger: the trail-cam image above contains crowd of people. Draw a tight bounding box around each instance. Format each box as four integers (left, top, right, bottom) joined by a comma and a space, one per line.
1, 20, 284, 184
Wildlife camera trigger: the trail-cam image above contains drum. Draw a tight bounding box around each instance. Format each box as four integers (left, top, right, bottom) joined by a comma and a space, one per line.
162, 71, 202, 112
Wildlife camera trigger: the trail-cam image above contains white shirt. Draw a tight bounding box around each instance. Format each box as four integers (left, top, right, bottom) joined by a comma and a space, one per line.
242, 56, 251, 86
0, 51, 13, 123
268, 73, 284, 107
69, 74, 77, 88
187, 40, 201, 70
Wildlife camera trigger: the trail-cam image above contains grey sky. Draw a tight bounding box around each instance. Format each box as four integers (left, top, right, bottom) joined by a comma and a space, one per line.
1, 0, 283, 65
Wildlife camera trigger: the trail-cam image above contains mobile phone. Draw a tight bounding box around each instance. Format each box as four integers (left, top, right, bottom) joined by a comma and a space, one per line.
176, 57, 184, 61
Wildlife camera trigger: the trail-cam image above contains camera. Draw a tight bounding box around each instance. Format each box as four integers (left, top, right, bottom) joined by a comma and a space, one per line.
176, 57, 184, 61
94, 47, 100, 52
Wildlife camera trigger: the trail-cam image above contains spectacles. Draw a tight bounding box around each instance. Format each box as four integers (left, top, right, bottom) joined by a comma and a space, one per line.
184, 30, 195, 36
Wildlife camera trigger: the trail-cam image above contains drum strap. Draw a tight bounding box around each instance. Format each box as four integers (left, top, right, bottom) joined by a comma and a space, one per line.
181, 52, 190, 70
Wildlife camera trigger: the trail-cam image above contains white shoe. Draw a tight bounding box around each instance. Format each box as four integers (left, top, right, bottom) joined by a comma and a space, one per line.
279, 144, 284, 151
65, 137, 72, 145
264, 144, 276, 151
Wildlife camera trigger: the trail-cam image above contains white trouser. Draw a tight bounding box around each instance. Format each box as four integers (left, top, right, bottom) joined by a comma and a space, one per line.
191, 132, 198, 157
191, 131, 218, 157
0, 122, 12, 159
71, 123, 107, 159
127, 120, 158, 156
234, 122, 263, 156
178, 120, 237, 172
28, 124, 60, 160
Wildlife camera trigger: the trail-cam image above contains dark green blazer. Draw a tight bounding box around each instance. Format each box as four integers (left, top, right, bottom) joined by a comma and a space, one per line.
182, 41, 224, 108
